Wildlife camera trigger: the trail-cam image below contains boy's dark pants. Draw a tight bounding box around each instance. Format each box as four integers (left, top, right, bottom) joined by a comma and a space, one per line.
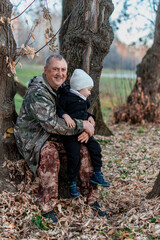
63, 135, 102, 181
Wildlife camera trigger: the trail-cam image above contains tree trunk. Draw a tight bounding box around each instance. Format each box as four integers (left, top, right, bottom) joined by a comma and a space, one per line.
93, 99, 112, 135
15, 82, 27, 97
0, 0, 20, 191
146, 171, 160, 199
59, 0, 114, 136
114, 0, 160, 124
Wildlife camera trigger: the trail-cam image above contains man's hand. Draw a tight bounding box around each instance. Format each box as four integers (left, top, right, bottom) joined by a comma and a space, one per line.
62, 114, 76, 128
83, 120, 94, 137
78, 131, 90, 143
88, 116, 95, 127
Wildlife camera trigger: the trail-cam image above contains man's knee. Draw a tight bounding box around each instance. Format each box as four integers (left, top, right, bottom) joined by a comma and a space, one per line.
40, 141, 60, 172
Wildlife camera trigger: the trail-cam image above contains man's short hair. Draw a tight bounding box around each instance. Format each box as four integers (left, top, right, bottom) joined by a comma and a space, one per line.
45, 54, 66, 68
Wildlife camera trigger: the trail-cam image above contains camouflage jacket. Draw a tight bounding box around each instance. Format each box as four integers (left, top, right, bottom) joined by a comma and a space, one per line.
14, 74, 83, 173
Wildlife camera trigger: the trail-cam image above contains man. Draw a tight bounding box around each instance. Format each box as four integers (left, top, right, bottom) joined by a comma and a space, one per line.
14, 54, 107, 223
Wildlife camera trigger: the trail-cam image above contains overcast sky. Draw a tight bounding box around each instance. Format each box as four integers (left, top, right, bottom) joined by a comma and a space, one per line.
10, 0, 156, 47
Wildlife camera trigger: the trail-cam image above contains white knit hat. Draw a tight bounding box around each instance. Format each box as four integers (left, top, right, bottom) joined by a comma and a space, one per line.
70, 69, 94, 91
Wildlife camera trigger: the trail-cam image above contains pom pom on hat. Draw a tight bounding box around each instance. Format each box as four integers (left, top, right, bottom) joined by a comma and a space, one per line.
70, 69, 94, 91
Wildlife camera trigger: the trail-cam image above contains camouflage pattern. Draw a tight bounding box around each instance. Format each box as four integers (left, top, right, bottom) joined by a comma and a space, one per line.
37, 141, 99, 213
37, 141, 60, 213
79, 144, 99, 205
14, 74, 83, 174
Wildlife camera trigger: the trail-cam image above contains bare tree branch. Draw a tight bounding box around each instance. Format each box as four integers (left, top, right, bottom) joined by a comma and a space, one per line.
45, 0, 49, 9
120, 11, 154, 25
12, 1, 80, 64
11, 0, 36, 21
15, 82, 27, 97
35, 2, 80, 55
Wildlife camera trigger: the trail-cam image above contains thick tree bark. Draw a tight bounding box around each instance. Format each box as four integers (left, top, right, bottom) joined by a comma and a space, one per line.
59, 0, 114, 136
146, 172, 160, 199
114, 0, 160, 124
0, 0, 20, 191
93, 99, 112, 135
15, 82, 27, 97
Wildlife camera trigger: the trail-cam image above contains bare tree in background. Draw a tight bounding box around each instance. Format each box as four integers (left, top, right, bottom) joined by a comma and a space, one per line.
147, 172, 160, 199
114, 0, 160, 123
112, 0, 160, 198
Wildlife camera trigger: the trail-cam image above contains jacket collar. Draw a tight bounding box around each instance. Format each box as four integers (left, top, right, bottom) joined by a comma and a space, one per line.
70, 88, 86, 100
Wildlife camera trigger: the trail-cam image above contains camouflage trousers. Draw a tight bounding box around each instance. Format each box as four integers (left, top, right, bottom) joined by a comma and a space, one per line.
37, 141, 99, 213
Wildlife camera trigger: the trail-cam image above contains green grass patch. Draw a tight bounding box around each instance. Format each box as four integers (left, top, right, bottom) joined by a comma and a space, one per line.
32, 214, 50, 230
14, 62, 43, 113
14, 94, 23, 114
15, 62, 43, 86
100, 74, 136, 120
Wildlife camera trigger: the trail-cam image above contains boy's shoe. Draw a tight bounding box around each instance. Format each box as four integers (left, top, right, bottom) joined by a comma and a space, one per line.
43, 210, 58, 223
91, 201, 110, 218
69, 181, 80, 198
90, 172, 110, 187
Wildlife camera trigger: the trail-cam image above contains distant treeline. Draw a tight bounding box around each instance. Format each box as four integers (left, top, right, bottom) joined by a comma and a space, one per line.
103, 39, 147, 70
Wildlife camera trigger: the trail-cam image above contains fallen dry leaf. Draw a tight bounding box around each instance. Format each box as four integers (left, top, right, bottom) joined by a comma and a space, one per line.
0, 123, 160, 239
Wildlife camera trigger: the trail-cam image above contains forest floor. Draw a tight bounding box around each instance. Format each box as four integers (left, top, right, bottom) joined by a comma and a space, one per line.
0, 122, 160, 240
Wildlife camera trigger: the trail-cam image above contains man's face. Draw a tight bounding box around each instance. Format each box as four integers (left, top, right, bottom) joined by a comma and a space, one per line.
44, 57, 67, 90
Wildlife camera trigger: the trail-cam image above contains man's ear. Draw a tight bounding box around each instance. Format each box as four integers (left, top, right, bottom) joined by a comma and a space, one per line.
44, 66, 46, 73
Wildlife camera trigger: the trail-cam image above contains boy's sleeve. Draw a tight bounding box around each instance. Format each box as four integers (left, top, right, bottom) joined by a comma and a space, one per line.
29, 90, 83, 135
87, 112, 96, 121
86, 99, 96, 121
57, 95, 68, 118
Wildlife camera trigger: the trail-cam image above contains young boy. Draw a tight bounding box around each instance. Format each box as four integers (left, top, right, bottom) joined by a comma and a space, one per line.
57, 69, 110, 198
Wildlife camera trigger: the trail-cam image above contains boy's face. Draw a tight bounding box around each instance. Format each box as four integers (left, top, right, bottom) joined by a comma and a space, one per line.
78, 86, 93, 98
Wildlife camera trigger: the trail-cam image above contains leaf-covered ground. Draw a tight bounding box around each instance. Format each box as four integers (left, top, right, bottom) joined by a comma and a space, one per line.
0, 123, 160, 240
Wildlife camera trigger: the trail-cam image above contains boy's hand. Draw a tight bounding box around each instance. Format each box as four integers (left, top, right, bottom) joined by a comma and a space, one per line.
88, 116, 95, 127
62, 114, 76, 128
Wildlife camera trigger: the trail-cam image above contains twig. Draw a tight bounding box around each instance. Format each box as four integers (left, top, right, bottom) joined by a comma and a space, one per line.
7, 23, 11, 61
11, 0, 36, 21
14, 1, 80, 63
45, 0, 49, 9
120, 12, 154, 25
35, 1, 80, 55
15, 22, 39, 66
35, 13, 70, 54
